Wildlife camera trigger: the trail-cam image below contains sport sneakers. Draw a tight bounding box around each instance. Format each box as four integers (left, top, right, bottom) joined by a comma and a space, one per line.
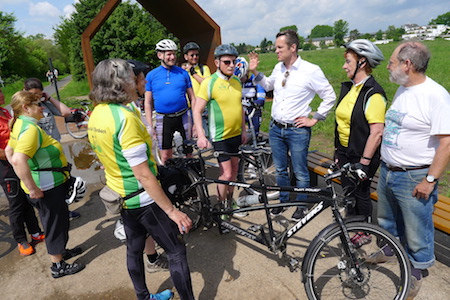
291, 207, 307, 222
148, 289, 174, 300
270, 207, 285, 216
51, 261, 85, 278
18, 241, 35, 256
406, 275, 422, 299
350, 232, 372, 249
31, 232, 45, 245
65, 176, 87, 205
364, 248, 393, 264
146, 254, 169, 273
232, 200, 248, 217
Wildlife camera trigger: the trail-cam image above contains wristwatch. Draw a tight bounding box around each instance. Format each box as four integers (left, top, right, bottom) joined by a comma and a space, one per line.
425, 174, 438, 183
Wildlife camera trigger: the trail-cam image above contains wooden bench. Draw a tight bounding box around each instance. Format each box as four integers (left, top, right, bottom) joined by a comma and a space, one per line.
307, 150, 450, 235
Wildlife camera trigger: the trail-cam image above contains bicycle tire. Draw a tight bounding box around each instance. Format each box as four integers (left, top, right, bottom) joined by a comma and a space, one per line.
303, 222, 410, 300
65, 111, 89, 139
237, 151, 279, 200
178, 169, 208, 231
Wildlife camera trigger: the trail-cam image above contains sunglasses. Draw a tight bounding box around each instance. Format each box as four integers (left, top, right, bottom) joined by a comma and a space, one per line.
189, 54, 199, 57
31, 101, 43, 107
282, 70, 290, 87
220, 59, 237, 66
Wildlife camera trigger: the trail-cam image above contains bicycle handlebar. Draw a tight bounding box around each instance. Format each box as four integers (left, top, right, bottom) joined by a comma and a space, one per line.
324, 162, 362, 182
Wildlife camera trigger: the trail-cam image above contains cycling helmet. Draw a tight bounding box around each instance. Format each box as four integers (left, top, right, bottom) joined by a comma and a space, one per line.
127, 60, 151, 76
155, 39, 178, 51
183, 42, 200, 54
214, 44, 238, 58
234, 57, 249, 79
344, 39, 384, 68
65, 177, 87, 205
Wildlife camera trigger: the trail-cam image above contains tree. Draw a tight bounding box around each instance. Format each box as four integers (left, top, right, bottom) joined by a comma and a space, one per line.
385, 25, 405, 42
310, 25, 333, 38
349, 29, 360, 41
333, 19, 349, 47
280, 25, 298, 33
376, 29, 383, 40
429, 11, 450, 26
55, 0, 170, 80
259, 37, 269, 53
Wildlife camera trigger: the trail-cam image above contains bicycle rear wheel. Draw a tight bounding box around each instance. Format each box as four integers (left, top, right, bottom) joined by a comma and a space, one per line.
65, 112, 89, 139
177, 168, 208, 231
237, 151, 279, 200
303, 222, 410, 300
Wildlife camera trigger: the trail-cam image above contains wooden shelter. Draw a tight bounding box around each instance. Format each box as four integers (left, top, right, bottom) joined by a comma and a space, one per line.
81, 0, 221, 88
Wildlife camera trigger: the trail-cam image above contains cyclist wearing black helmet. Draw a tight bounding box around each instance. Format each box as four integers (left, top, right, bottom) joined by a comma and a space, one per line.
193, 44, 248, 216
334, 39, 387, 248
182, 42, 211, 137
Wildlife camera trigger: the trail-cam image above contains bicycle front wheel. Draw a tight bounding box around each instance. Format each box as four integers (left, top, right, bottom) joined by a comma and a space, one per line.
65, 112, 89, 139
237, 151, 279, 200
303, 222, 410, 300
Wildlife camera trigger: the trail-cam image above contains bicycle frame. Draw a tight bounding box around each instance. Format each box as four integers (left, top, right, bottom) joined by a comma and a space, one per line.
184, 146, 357, 257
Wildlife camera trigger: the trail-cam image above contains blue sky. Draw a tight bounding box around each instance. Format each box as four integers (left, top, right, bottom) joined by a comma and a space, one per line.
1, 0, 448, 45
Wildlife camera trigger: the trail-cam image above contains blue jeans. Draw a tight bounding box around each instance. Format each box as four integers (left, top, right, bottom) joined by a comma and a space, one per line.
377, 163, 437, 269
269, 121, 311, 204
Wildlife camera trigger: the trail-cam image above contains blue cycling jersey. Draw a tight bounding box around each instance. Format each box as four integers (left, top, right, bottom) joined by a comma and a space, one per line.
145, 65, 192, 114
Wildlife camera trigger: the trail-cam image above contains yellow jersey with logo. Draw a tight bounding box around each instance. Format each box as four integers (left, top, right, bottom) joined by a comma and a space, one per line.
8, 115, 69, 193
197, 72, 243, 142
88, 103, 157, 209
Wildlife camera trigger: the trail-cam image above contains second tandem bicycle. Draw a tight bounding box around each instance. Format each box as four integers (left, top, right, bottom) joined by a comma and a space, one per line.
160, 143, 411, 300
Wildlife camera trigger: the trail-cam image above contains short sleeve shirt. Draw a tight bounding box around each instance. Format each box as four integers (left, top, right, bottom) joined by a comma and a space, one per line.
189, 64, 211, 95
197, 72, 243, 142
8, 115, 69, 193
88, 103, 158, 209
145, 65, 192, 114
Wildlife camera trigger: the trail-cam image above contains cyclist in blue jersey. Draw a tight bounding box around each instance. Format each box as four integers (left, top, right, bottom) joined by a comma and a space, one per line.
234, 57, 266, 136
144, 39, 196, 165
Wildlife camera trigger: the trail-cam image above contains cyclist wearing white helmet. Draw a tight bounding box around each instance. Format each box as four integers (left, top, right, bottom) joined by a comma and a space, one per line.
193, 44, 248, 214
334, 39, 387, 247
144, 39, 196, 165
234, 57, 266, 135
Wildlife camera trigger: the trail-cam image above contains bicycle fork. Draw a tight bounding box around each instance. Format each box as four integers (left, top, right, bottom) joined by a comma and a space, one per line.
332, 208, 366, 283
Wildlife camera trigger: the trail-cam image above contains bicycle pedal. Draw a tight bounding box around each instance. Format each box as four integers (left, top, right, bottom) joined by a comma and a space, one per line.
248, 225, 261, 232
288, 257, 300, 272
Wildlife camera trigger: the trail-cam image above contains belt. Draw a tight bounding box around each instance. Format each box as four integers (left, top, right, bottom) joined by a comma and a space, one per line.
157, 108, 189, 118
385, 163, 430, 172
273, 120, 295, 128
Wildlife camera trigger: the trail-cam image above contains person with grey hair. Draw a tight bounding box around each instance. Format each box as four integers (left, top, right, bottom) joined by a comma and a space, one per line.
248, 30, 336, 221
367, 41, 450, 299
88, 59, 195, 300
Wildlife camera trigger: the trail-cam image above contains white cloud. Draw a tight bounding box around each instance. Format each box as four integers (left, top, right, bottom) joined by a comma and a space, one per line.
29, 1, 60, 17
63, 4, 76, 19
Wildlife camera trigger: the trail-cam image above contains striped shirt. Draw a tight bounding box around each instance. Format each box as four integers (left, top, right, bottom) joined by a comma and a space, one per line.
88, 103, 158, 209
197, 72, 243, 142
8, 115, 69, 193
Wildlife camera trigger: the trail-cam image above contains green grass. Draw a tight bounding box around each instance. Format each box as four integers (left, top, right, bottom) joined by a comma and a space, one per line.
56, 78, 91, 108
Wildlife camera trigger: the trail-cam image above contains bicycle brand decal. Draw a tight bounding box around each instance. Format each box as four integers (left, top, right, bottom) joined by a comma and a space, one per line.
286, 201, 325, 237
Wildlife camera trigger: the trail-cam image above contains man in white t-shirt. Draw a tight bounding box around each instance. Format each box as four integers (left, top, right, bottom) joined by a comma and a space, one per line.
372, 41, 450, 299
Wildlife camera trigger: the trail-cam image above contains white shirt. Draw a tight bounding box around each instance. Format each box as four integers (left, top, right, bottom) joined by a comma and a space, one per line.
254, 56, 336, 123
381, 76, 450, 167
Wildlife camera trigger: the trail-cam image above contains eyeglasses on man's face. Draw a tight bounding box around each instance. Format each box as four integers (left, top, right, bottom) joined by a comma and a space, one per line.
190, 53, 199, 58
31, 101, 43, 107
220, 59, 237, 66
